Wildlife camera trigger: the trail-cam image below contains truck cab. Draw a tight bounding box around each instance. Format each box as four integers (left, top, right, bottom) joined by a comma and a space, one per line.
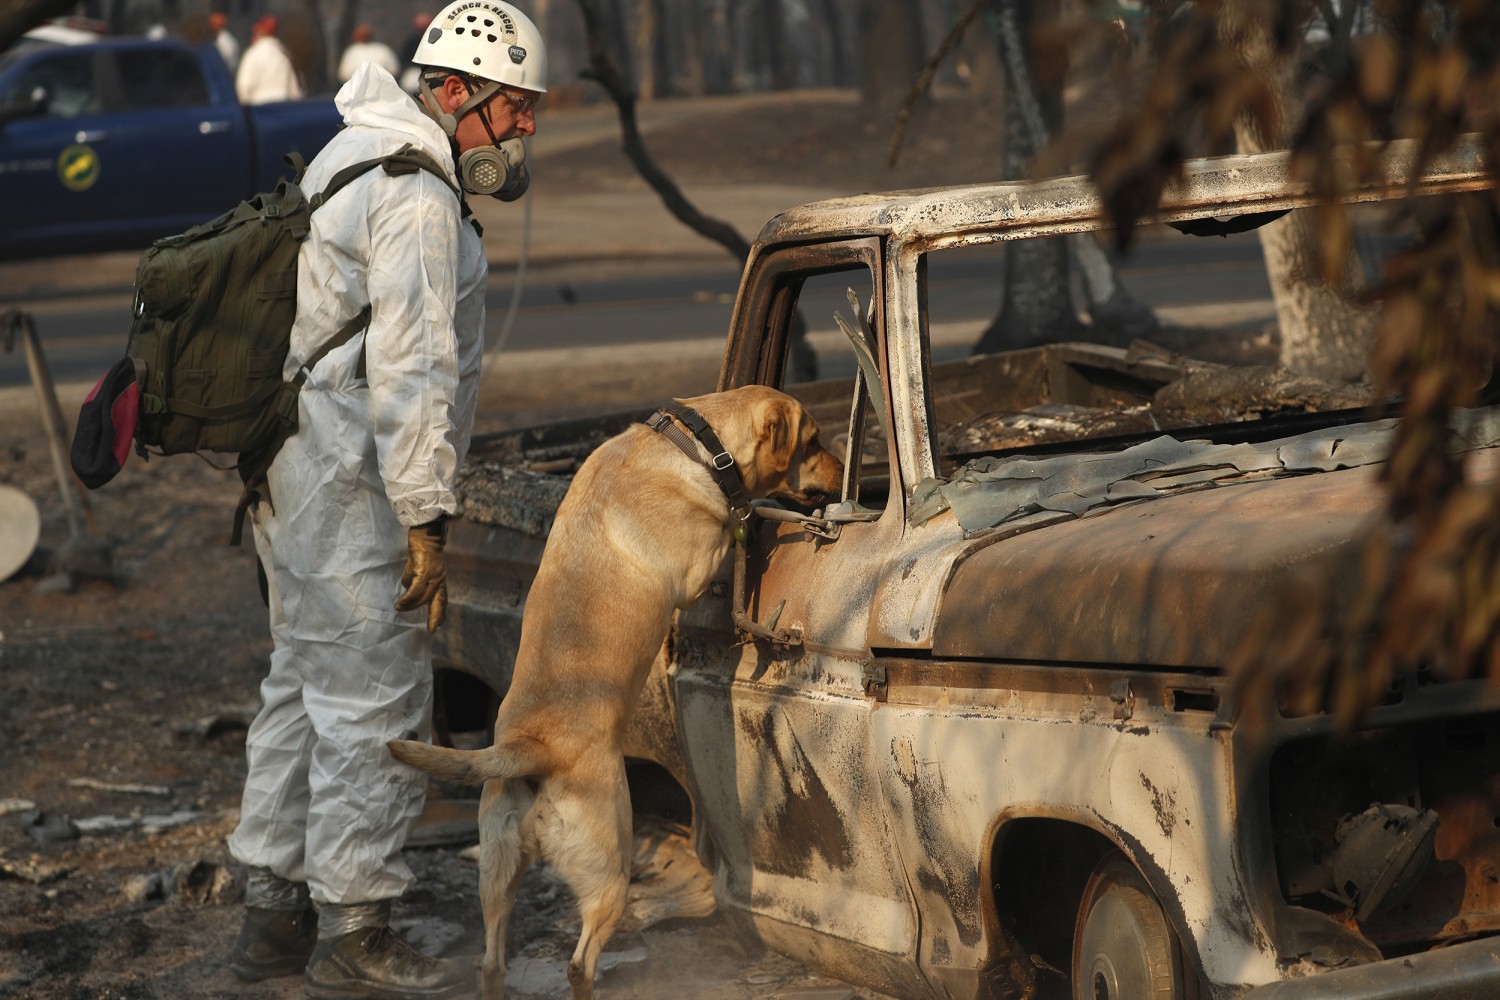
0, 37, 340, 260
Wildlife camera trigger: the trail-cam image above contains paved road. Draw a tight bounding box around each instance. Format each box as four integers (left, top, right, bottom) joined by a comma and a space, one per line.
0, 231, 1277, 390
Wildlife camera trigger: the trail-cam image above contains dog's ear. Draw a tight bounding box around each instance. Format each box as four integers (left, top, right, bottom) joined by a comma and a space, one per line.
759, 400, 792, 467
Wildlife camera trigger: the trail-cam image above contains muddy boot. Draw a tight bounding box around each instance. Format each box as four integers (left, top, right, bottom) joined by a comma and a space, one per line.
304, 902, 470, 999
229, 869, 316, 980
230, 904, 319, 980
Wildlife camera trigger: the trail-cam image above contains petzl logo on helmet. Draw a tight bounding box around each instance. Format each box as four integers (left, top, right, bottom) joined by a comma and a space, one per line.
509, 44, 526, 64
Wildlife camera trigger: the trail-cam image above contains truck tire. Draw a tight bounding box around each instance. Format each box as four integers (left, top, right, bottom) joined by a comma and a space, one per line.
1072, 853, 1190, 1000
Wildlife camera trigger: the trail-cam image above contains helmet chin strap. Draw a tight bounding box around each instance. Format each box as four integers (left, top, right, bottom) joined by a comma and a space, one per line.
418, 76, 501, 138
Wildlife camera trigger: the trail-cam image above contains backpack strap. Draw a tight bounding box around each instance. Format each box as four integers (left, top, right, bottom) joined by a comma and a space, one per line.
378, 144, 462, 202
308, 143, 460, 211
283, 150, 307, 182
229, 305, 372, 546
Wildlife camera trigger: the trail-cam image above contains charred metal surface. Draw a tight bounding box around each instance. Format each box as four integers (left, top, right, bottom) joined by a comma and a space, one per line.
464, 408, 649, 468
868, 696, 1278, 990
1152, 366, 1372, 424
933, 464, 1383, 668
939, 364, 1374, 458
455, 463, 570, 536
719, 237, 883, 393
932, 342, 1207, 457
876, 659, 1229, 729
735, 705, 854, 878
1268, 712, 1500, 948
746, 916, 934, 1000
674, 567, 921, 991
888, 735, 984, 948
753, 135, 1489, 254
939, 401, 1160, 455
1239, 936, 1500, 999
932, 443, 1500, 670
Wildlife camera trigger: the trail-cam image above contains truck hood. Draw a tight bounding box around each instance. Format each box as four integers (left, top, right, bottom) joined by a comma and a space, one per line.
927, 416, 1500, 669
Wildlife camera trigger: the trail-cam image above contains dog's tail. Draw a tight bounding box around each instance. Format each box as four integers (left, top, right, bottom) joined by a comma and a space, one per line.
386, 739, 536, 786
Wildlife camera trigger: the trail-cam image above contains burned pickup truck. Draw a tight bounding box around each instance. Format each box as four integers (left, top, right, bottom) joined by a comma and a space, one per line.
433, 138, 1500, 999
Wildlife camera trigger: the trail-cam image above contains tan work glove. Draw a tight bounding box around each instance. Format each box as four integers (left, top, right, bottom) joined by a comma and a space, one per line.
395, 518, 447, 632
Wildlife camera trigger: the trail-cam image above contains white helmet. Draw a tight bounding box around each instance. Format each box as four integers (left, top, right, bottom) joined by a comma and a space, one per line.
414, 0, 547, 93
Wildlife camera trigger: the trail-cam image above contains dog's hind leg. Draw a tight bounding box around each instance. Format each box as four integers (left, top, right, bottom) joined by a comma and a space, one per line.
477, 777, 537, 1000
541, 759, 632, 1000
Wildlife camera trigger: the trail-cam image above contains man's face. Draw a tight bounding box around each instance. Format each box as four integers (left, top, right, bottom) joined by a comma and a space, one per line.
436, 75, 538, 153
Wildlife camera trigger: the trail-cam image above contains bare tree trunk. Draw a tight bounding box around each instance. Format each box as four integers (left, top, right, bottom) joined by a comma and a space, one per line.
955, 2, 1004, 95
1222, 6, 1378, 381
764, 0, 799, 90
331, 0, 359, 86
729, 0, 764, 90
811, 0, 854, 87
860, 0, 924, 117
277, 0, 330, 94
974, 86, 1082, 352
974, 0, 1085, 353
668, 0, 704, 97
701, 0, 733, 93
633, 0, 659, 100
991, 0, 1156, 346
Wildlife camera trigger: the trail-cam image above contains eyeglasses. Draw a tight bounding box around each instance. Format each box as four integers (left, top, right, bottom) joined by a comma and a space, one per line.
494, 87, 538, 117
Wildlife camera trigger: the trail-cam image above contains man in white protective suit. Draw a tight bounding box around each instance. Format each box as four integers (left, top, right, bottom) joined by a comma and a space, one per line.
225, 2, 542, 997
209, 12, 239, 74
338, 23, 401, 84
235, 14, 303, 105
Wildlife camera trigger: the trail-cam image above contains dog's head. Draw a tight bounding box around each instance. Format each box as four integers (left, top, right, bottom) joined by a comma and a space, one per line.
679, 386, 844, 507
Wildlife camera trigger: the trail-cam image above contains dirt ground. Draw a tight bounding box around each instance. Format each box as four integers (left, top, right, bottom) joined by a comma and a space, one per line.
0, 87, 1267, 1000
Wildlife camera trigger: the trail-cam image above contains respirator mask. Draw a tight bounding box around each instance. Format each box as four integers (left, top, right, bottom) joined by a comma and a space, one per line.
419, 75, 532, 201
457, 137, 529, 201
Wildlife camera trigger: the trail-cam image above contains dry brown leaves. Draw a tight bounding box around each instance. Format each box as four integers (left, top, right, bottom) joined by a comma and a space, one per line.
1081, 0, 1500, 722
1087, 0, 1291, 250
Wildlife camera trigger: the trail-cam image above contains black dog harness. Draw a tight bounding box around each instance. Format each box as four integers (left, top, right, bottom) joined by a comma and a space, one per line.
646, 402, 752, 536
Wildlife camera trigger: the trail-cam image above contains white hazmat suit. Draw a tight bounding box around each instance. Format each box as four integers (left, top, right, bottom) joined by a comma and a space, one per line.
338, 39, 400, 83
215, 28, 240, 73
228, 62, 487, 906
235, 34, 304, 104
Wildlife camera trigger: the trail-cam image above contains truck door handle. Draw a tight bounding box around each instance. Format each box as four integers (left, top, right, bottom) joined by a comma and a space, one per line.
73, 129, 108, 143
198, 120, 232, 135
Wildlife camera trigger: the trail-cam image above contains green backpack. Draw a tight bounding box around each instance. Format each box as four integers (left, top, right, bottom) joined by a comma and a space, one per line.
124, 143, 459, 543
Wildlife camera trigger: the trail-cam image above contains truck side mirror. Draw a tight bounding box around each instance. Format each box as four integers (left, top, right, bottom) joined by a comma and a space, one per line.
0, 86, 49, 124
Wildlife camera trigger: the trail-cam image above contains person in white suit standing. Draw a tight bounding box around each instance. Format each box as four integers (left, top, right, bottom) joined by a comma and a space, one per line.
209, 11, 239, 72
235, 15, 302, 105
337, 24, 400, 84
223, 2, 544, 997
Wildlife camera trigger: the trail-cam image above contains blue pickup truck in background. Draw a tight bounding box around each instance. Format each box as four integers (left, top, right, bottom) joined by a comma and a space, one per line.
0, 36, 342, 261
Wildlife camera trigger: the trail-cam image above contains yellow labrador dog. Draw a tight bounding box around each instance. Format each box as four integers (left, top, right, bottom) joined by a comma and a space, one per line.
389, 385, 844, 1000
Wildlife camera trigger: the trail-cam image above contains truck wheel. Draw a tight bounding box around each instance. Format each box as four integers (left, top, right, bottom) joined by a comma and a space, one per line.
1072, 853, 1188, 1000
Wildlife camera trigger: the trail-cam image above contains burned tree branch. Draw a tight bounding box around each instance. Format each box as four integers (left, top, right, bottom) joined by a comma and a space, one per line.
574, 0, 750, 262
888, 0, 989, 168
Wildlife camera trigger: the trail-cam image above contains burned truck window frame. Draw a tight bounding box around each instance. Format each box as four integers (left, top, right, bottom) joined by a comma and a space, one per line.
719, 236, 893, 515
